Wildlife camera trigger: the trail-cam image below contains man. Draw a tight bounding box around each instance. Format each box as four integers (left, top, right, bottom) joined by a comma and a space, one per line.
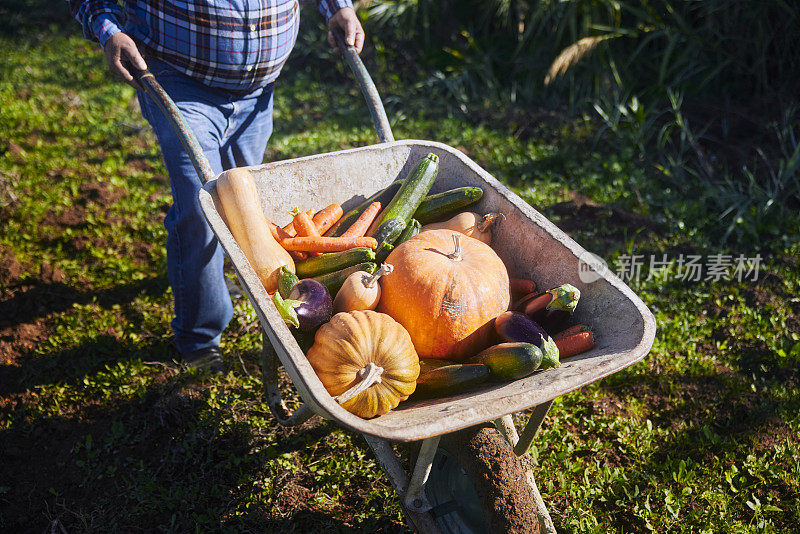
68, 0, 365, 371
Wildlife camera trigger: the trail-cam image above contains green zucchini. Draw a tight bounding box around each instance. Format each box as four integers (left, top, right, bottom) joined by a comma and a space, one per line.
465, 342, 543, 381
414, 187, 484, 225
375, 242, 394, 264
413, 364, 491, 399
313, 262, 377, 296
366, 153, 439, 237
372, 217, 407, 246
295, 247, 375, 278
277, 266, 300, 298
419, 357, 458, 375
395, 218, 421, 246
325, 180, 405, 237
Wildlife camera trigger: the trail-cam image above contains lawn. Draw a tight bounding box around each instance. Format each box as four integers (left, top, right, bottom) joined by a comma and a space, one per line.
1, 3, 799, 533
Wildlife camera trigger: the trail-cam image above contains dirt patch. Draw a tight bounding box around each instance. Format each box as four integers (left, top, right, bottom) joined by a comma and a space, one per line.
273, 479, 315, 514
42, 204, 87, 228
0, 245, 25, 286
87, 181, 124, 205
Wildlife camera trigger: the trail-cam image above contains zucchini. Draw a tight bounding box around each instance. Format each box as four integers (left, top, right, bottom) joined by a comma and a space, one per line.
419, 357, 457, 375
414, 187, 484, 225
277, 266, 300, 299
395, 218, 421, 246
413, 364, 491, 399
295, 247, 375, 278
372, 217, 407, 247
366, 153, 439, 237
313, 262, 377, 296
375, 242, 394, 264
465, 342, 543, 381
325, 180, 405, 237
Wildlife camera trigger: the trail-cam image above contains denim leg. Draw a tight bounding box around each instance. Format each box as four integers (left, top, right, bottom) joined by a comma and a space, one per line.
220, 83, 275, 169
137, 65, 235, 354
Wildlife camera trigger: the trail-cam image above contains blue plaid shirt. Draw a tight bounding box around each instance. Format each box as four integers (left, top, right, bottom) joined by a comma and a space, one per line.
68, 0, 352, 91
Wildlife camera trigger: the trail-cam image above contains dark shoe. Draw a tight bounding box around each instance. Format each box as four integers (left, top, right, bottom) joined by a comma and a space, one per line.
183, 346, 224, 374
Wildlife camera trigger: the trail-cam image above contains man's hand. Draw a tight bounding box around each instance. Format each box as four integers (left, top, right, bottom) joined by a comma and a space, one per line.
104, 32, 148, 89
327, 7, 365, 54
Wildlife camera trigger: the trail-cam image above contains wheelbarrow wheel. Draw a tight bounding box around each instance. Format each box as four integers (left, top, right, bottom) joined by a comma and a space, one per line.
425, 424, 539, 534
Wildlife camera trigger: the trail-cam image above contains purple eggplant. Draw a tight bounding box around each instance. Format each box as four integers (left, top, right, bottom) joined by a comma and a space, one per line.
514, 284, 580, 335
494, 311, 560, 369
272, 278, 332, 332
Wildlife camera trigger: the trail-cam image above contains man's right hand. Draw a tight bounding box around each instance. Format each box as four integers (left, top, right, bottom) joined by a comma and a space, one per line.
104, 32, 148, 89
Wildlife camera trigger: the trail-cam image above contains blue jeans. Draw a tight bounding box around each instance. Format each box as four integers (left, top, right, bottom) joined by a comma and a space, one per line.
137, 58, 275, 355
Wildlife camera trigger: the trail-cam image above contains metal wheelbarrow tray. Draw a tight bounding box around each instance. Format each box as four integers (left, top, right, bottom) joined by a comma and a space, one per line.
198, 139, 657, 442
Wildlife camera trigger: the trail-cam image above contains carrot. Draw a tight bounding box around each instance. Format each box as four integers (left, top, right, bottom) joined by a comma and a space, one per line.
279, 236, 378, 252
555, 331, 595, 358
521, 292, 553, 316
293, 209, 320, 238
282, 208, 315, 236
265, 219, 307, 260
552, 324, 591, 342
509, 278, 536, 298
341, 201, 382, 238
312, 203, 343, 235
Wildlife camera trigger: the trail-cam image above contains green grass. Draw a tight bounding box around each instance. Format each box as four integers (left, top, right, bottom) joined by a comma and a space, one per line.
1, 6, 799, 533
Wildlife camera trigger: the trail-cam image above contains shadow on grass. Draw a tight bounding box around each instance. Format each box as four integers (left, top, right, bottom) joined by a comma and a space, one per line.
0, 345, 409, 533
0, 275, 168, 331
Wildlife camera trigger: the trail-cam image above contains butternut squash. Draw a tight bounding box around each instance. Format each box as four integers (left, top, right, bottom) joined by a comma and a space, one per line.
216, 167, 294, 294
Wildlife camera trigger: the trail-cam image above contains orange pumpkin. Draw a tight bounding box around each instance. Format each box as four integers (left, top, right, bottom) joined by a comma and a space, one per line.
307, 310, 420, 418
378, 229, 510, 360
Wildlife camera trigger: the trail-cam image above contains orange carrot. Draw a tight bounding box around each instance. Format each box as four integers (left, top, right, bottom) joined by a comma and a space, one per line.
265, 219, 306, 260
509, 278, 536, 298
293, 209, 320, 238
279, 236, 378, 252
312, 203, 343, 235
282, 208, 314, 236
552, 324, 591, 342
341, 201, 382, 238
555, 331, 595, 358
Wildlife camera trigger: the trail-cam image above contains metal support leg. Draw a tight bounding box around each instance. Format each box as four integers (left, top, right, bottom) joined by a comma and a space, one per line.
260, 331, 314, 426
403, 436, 440, 513
363, 434, 444, 534
514, 399, 553, 456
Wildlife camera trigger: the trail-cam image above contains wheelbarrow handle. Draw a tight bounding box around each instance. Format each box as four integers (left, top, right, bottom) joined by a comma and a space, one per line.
129, 65, 217, 185
331, 28, 395, 144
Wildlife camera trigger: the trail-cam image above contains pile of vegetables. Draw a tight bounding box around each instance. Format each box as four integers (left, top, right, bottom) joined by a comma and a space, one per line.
217, 154, 596, 419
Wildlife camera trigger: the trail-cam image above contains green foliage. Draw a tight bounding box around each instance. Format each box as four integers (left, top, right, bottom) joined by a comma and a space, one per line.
361, 0, 800, 246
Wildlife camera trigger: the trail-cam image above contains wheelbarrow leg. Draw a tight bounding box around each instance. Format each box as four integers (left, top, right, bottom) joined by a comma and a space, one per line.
494, 399, 557, 534
260, 331, 314, 426
362, 434, 444, 534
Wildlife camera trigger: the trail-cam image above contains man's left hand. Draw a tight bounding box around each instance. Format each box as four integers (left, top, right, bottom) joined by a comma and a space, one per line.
327, 7, 365, 54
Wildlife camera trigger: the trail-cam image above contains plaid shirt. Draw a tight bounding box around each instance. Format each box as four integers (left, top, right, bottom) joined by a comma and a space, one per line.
68, 0, 352, 91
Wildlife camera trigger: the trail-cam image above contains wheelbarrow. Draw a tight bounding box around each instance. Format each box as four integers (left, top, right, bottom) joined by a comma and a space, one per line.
133, 32, 656, 534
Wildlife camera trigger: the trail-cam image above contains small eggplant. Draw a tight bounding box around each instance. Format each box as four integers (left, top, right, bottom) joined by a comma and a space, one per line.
494, 311, 560, 369
272, 278, 332, 332
513, 284, 580, 335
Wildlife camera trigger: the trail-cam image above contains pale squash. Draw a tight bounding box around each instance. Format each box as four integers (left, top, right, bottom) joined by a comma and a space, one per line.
333, 263, 393, 313
378, 229, 510, 360
216, 168, 294, 293
307, 310, 420, 418
420, 212, 502, 245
